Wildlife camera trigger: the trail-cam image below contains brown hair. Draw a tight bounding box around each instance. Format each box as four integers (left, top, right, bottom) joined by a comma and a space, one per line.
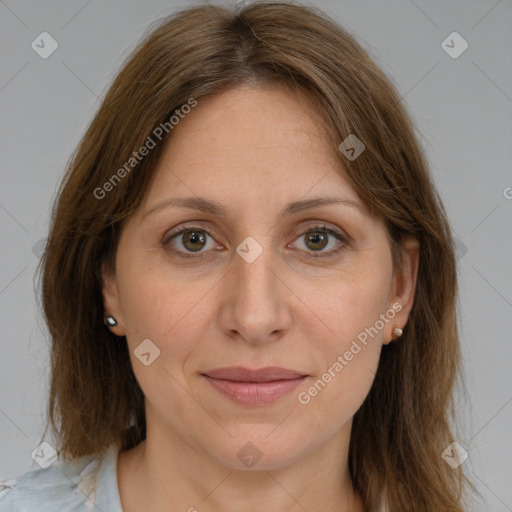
39, 1, 477, 510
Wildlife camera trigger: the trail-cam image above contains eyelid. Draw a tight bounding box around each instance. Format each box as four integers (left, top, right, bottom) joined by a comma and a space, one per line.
162, 221, 223, 246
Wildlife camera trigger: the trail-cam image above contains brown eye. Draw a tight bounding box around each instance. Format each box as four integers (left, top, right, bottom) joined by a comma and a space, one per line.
304, 230, 329, 251
180, 230, 208, 252
164, 228, 218, 256
291, 226, 347, 258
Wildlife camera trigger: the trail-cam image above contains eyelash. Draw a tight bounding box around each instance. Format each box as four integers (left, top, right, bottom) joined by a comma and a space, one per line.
161, 223, 349, 260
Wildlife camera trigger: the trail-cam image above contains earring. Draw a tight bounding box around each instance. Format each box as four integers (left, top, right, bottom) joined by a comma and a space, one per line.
391, 326, 403, 340
104, 315, 118, 327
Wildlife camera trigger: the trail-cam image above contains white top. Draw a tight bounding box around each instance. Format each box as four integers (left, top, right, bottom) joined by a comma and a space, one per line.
0, 442, 387, 511
0, 442, 123, 511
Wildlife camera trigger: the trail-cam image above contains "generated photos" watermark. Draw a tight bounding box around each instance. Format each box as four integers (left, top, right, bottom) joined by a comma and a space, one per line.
93, 98, 198, 200
298, 302, 402, 405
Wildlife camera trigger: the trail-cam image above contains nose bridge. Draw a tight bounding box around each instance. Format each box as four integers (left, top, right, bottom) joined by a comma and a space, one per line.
222, 233, 290, 342
234, 234, 279, 308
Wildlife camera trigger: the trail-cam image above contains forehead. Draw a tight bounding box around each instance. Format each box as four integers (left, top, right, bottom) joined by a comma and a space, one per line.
142, 83, 361, 211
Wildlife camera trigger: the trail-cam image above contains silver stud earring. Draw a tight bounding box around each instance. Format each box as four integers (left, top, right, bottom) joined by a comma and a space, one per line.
104, 315, 118, 327
392, 327, 403, 340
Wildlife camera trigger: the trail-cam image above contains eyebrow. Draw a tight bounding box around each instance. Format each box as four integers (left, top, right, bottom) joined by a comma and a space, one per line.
141, 195, 367, 222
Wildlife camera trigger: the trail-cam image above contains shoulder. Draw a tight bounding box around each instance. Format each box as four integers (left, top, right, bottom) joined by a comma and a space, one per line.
0, 445, 111, 512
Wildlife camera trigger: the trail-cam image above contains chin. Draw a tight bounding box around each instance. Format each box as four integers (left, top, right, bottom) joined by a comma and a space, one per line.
208, 428, 309, 471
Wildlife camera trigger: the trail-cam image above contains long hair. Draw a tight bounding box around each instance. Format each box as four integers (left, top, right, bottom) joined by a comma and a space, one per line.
38, 2, 476, 510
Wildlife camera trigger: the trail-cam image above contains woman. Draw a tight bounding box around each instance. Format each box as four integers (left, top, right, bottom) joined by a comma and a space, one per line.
0, 1, 476, 511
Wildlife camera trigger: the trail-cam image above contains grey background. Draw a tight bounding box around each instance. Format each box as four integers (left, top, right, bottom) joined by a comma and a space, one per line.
1, 0, 511, 509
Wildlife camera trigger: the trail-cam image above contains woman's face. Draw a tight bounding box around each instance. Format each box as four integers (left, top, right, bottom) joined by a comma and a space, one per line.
102, 83, 418, 470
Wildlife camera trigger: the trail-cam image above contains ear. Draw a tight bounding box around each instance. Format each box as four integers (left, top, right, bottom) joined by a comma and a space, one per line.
384, 236, 420, 345
101, 261, 126, 336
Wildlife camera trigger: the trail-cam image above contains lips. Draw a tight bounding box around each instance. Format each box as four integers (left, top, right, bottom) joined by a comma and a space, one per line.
203, 366, 306, 382
201, 366, 308, 405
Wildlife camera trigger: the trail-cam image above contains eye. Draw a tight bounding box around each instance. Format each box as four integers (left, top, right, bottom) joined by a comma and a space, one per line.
163, 227, 218, 258
290, 225, 347, 258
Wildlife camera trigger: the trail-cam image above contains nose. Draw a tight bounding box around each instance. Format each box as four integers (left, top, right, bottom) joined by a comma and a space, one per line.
217, 236, 292, 345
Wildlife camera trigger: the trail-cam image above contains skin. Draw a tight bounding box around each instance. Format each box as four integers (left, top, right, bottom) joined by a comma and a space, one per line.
102, 83, 419, 512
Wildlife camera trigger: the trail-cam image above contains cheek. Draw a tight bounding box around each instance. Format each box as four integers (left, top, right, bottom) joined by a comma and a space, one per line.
117, 246, 197, 332
115, 269, 206, 420
116, 256, 211, 371
320, 264, 391, 350
297, 263, 390, 415
297, 317, 383, 431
